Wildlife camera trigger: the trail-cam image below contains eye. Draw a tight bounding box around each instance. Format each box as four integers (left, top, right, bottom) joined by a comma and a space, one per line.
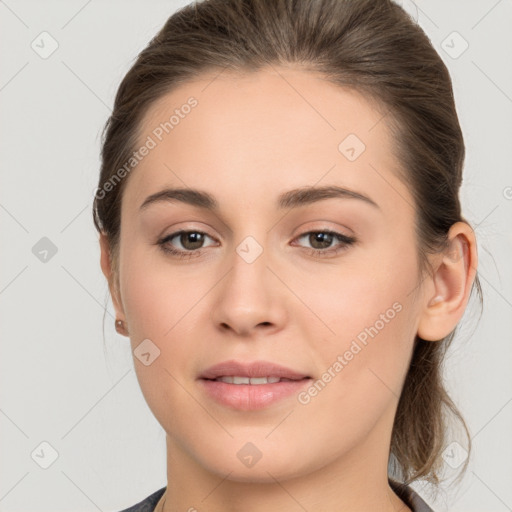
292, 230, 356, 257
157, 228, 356, 260
157, 230, 217, 259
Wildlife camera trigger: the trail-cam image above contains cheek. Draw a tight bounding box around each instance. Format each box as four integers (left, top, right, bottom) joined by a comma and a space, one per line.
292, 289, 415, 466
119, 239, 208, 338
298, 240, 418, 347
119, 251, 206, 430
118, 242, 206, 395
298, 239, 419, 414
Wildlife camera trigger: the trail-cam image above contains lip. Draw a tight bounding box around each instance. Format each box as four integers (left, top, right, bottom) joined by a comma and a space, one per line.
198, 359, 310, 380
198, 359, 312, 411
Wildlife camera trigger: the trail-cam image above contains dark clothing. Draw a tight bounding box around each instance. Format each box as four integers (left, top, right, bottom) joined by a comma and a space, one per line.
118, 479, 434, 511
117, 487, 165, 512
389, 479, 435, 511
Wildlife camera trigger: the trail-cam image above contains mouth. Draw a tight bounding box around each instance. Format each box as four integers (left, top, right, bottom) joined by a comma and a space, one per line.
198, 359, 311, 381
205, 376, 304, 384
198, 360, 312, 410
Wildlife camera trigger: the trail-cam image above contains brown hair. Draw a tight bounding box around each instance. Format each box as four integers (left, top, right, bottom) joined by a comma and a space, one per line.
93, 0, 483, 491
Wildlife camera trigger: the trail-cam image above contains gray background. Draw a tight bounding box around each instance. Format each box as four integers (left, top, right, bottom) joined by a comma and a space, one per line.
0, 0, 511, 511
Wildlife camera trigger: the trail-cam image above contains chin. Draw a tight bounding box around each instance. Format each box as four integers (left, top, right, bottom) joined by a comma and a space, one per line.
192, 442, 314, 484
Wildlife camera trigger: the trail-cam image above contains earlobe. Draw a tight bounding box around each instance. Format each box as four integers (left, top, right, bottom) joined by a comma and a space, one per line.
416, 222, 478, 342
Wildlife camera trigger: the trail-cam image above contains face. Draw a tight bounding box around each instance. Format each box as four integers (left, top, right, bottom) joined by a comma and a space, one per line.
108, 66, 428, 482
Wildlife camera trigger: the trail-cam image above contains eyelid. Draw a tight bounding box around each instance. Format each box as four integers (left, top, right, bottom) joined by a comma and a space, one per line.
156, 221, 219, 239
291, 220, 355, 238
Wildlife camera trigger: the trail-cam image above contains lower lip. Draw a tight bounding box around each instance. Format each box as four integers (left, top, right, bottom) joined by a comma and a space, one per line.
199, 378, 311, 410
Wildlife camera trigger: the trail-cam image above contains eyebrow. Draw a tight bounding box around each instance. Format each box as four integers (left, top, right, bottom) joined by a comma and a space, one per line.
139, 185, 380, 212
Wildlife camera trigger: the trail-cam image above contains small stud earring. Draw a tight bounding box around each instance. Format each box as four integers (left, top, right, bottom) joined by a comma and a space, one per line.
115, 319, 128, 336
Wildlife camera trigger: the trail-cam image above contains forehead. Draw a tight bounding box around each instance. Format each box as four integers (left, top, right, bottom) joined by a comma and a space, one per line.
123, 65, 412, 217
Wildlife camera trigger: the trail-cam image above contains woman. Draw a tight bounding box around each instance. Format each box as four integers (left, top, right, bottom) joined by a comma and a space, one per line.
93, 0, 482, 510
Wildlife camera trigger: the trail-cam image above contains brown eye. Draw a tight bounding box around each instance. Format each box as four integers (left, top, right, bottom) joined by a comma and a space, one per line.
178, 231, 205, 250
308, 232, 335, 249
157, 230, 217, 258
293, 230, 356, 257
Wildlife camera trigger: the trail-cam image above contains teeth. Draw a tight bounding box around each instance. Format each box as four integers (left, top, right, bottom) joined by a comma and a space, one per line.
216, 376, 283, 384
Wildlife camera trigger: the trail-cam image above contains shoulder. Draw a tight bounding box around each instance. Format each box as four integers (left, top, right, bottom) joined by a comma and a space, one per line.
389, 479, 435, 512
116, 487, 166, 512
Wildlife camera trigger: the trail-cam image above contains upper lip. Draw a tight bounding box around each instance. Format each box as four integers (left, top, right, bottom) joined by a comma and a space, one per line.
199, 360, 310, 380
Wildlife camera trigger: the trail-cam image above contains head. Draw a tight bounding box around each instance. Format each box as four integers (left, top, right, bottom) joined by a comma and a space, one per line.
93, 0, 482, 489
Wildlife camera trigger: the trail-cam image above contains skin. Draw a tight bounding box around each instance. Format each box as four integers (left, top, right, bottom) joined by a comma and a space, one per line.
100, 65, 477, 512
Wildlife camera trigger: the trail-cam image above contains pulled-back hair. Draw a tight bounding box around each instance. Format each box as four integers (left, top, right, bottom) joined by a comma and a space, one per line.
93, 0, 483, 489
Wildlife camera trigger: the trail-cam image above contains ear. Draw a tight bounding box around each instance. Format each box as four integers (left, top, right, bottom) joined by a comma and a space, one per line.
99, 232, 126, 323
417, 222, 478, 342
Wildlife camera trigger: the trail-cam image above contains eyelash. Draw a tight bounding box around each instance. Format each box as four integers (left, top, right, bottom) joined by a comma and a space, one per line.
156, 229, 356, 260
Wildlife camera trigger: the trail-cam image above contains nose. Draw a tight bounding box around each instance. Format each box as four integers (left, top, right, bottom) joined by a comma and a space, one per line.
209, 242, 288, 337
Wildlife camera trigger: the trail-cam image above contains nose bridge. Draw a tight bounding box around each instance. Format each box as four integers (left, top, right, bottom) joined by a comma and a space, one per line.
210, 229, 286, 334
235, 233, 266, 267
227, 232, 271, 303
